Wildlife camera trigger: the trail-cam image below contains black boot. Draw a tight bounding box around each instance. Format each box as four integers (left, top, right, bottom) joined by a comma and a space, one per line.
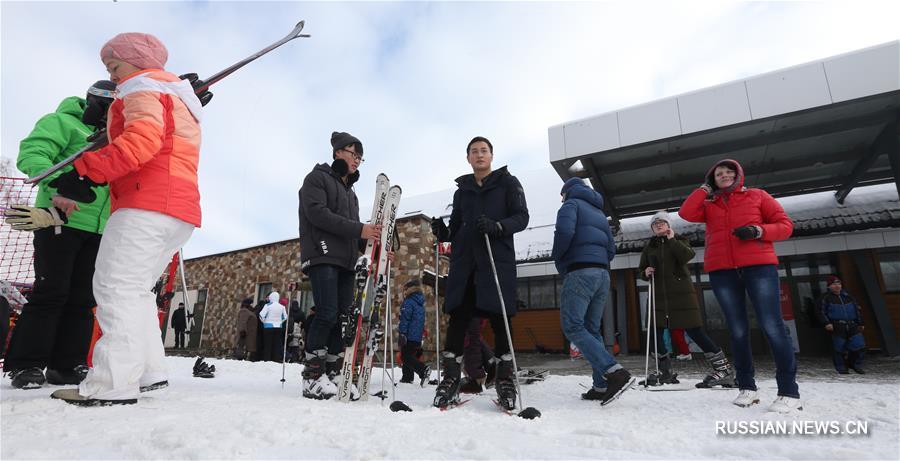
639, 353, 678, 386
46, 365, 89, 385
696, 351, 736, 388
601, 368, 635, 406
433, 352, 462, 408
848, 349, 865, 374
494, 354, 518, 411
9, 367, 45, 390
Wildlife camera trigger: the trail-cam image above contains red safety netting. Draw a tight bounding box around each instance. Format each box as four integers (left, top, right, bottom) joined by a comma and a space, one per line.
0, 176, 36, 286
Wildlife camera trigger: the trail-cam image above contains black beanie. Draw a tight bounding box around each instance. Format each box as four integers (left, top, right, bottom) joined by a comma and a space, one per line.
331, 131, 363, 156
404, 279, 421, 289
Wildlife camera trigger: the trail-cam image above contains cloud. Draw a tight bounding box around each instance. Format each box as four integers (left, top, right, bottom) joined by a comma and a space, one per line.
2, 1, 898, 258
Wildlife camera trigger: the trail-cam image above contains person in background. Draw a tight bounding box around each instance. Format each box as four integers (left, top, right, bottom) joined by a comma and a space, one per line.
818, 276, 866, 374
398, 279, 430, 386
259, 292, 287, 362
234, 298, 257, 360
170, 302, 187, 349
638, 211, 735, 389
2, 80, 115, 390
679, 159, 798, 413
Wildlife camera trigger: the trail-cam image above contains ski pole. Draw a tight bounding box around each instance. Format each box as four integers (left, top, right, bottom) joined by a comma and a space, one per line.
177, 249, 193, 350
644, 272, 653, 387
386, 268, 396, 403
281, 287, 292, 386
25, 21, 311, 185
483, 233, 540, 418
434, 241, 441, 385
651, 273, 660, 376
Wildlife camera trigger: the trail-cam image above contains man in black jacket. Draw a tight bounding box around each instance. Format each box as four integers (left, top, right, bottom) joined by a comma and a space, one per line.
298, 131, 381, 400
431, 136, 529, 410
170, 303, 187, 349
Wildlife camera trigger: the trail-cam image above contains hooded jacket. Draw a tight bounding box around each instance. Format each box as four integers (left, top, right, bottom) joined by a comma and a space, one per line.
399, 287, 426, 342
259, 292, 287, 329
17, 96, 111, 234
638, 234, 703, 328
298, 160, 363, 272
551, 179, 615, 275
74, 69, 203, 227
679, 159, 793, 272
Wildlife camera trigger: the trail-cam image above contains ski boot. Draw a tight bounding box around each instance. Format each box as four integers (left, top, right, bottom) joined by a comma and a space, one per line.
302, 351, 337, 400
45, 365, 89, 385
696, 350, 737, 388
484, 357, 497, 389
601, 368, 635, 406
494, 354, 517, 411
433, 352, 462, 408
326, 355, 359, 400
639, 353, 679, 386
9, 367, 45, 389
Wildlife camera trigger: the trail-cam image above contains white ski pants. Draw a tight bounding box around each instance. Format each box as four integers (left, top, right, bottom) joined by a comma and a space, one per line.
79, 209, 194, 400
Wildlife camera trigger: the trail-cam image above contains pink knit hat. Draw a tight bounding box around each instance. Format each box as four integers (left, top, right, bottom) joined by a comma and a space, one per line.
100, 32, 168, 70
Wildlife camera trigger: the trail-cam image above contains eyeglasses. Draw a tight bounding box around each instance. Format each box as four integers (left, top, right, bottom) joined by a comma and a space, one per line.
341, 148, 364, 162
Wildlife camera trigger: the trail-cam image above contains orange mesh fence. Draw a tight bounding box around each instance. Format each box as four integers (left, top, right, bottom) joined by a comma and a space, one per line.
1, 176, 36, 286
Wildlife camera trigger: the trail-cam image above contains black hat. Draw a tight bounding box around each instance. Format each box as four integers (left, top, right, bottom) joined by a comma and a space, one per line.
241, 297, 253, 306
331, 131, 363, 156
87, 80, 116, 99
404, 279, 421, 289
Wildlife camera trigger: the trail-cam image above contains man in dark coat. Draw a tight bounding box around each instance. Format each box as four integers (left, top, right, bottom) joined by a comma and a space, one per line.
430, 136, 529, 410
638, 211, 734, 388
817, 276, 866, 374
170, 303, 187, 349
297, 131, 381, 400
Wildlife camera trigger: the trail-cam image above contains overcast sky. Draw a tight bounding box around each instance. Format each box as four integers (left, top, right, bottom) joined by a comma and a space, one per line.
2, 1, 898, 258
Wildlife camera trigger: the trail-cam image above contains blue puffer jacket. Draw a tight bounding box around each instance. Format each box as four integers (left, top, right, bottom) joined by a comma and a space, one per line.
551, 179, 615, 275
399, 290, 426, 342
818, 291, 864, 324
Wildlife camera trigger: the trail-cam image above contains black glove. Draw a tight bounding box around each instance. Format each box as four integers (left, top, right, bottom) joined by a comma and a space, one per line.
48, 170, 100, 203
732, 226, 762, 240
476, 215, 504, 237
399, 334, 407, 348
431, 217, 449, 242
179, 73, 213, 107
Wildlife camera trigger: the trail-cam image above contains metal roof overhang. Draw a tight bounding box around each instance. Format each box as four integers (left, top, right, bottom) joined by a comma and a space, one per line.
548, 41, 900, 226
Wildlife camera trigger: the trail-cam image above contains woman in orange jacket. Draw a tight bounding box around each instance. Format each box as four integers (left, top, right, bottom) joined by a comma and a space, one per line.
50, 32, 202, 406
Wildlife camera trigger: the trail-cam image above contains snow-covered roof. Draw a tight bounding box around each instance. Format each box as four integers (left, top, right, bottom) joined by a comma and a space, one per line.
369, 166, 899, 262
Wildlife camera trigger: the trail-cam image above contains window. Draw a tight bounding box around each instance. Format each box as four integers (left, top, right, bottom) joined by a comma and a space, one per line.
256, 282, 272, 304
878, 249, 900, 292
516, 275, 561, 310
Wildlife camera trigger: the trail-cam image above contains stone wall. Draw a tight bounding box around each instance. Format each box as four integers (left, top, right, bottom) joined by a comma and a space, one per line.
178, 216, 448, 355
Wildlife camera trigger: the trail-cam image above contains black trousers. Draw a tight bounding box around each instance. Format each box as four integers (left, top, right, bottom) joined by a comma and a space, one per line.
401, 340, 427, 380
445, 273, 512, 357
262, 328, 284, 362
4, 227, 100, 371
174, 329, 186, 348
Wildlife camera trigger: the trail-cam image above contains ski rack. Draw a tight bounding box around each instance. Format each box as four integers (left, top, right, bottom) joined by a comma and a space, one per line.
25, 21, 310, 185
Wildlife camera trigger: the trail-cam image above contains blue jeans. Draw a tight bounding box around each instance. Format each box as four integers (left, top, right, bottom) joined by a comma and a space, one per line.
709, 265, 799, 398
559, 268, 621, 389
305, 264, 355, 356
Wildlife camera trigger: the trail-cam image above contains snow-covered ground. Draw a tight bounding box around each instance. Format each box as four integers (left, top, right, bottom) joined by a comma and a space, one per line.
2, 356, 898, 460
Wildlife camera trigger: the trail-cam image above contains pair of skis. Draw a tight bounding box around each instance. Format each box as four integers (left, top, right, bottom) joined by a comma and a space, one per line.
337, 174, 401, 402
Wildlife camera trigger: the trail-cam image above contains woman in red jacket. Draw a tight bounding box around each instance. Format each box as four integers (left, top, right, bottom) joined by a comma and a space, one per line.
679, 159, 800, 413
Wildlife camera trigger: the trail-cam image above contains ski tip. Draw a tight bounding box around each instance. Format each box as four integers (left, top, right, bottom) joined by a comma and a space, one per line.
518, 407, 542, 420
389, 400, 413, 412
